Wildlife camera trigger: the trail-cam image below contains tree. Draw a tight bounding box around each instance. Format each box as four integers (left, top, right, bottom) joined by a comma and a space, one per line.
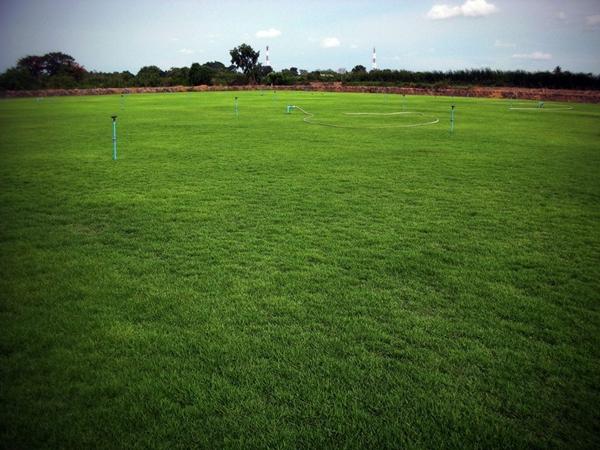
203, 61, 226, 70
3, 50, 600, 91
266, 70, 294, 86
16, 52, 86, 83
17, 55, 45, 77
136, 66, 162, 87
256, 64, 273, 82
229, 43, 260, 83
189, 63, 213, 85
42, 52, 78, 76
120, 71, 135, 86
166, 66, 190, 86
0, 67, 40, 90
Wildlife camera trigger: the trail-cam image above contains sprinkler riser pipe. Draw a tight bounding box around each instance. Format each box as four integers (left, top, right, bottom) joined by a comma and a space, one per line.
111, 118, 117, 160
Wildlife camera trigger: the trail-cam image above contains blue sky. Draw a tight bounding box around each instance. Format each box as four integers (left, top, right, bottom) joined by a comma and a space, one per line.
1, 0, 599, 73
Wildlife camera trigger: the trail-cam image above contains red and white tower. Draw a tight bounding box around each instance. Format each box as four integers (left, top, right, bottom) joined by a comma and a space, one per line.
372, 47, 377, 70
265, 45, 271, 67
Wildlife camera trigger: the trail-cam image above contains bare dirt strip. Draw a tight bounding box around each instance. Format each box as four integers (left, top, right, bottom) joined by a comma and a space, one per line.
2, 84, 599, 103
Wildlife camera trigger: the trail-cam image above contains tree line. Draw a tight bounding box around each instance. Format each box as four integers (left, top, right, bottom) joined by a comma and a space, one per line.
1, 45, 599, 91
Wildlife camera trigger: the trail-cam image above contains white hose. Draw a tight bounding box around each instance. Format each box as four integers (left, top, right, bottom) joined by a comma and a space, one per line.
293, 106, 440, 128
508, 102, 574, 111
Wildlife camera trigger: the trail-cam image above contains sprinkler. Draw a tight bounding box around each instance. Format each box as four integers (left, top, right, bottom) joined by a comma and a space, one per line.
450, 105, 455, 133
234, 96, 239, 117
111, 115, 118, 160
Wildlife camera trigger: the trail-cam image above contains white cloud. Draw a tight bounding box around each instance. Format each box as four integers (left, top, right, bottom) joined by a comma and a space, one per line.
512, 51, 552, 60
494, 39, 515, 48
428, 4, 461, 19
256, 28, 282, 38
461, 0, 497, 16
586, 15, 600, 26
178, 48, 195, 54
349, 44, 359, 49
557, 11, 566, 20
321, 37, 341, 48
427, 0, 497, 20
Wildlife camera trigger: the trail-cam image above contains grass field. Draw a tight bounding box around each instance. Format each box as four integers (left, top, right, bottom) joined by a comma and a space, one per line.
1, 91, 599, 449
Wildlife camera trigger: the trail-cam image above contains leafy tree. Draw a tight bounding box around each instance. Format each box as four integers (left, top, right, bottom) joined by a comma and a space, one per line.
17, 55, 45, 77
16, 52, 86, 83
211, 69, 242, 86
203, 61, 226, 70
266, 71, 295, 85
42, 52, 78, 76
120, 71, 135, 86
136, 65, 162, 87
254, 64, 273, 83
2, 50, 600, 91
189, 63, 201, 84
229, 44, 260, 83
46, 74, 78, 89
82, 71, 135, 88
166, 66, 190, 86
0, 67, 40, 90
189, 63, 213, 85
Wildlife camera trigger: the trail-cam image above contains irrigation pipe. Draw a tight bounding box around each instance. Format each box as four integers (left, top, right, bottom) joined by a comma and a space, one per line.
292, 106, 440, 129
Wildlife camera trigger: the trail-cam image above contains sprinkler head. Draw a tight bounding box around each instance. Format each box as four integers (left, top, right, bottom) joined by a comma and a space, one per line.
111, 115, 117, 120
451, 105, 455, 109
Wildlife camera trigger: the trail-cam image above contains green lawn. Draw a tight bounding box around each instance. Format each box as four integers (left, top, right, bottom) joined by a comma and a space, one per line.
1, 91, 599, 449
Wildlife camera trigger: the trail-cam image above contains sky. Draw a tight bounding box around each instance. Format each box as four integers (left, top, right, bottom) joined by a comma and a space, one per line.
1, 0, 599, 74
